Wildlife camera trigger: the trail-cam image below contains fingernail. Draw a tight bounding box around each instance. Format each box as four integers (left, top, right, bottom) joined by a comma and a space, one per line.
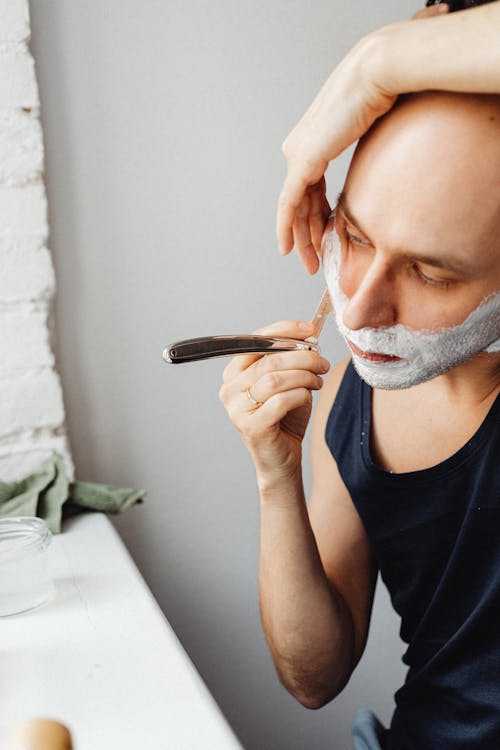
437, 3, 449, 11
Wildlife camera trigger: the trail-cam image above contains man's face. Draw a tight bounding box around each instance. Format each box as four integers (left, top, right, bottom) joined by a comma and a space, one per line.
320, 92, 500, 388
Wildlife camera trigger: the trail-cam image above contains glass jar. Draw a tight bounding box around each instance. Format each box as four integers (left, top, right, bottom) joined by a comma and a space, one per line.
0, 517, 54, 616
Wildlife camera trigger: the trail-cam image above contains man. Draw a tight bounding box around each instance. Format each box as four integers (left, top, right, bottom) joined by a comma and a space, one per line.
219, 90, 500, 749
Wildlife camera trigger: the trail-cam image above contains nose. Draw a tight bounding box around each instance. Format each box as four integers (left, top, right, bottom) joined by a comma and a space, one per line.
341, 260, 398, 330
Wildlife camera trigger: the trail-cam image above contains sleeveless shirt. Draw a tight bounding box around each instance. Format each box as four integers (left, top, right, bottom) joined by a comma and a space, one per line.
326, 361, 500, 750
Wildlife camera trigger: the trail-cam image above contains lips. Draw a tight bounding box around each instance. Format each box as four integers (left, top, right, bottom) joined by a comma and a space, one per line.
347, 339, 401, 364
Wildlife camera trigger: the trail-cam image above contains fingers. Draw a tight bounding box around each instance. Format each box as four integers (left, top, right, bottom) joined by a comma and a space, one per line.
223, 344, 329, 391
246, 369, 324, 407
222, 319, 316, 381
247, 387, 313, 433
292, 191, 320, 276
253, 320, 316, 338
221, 349, 330, 413
250, 350, 330, 381
277, 127, 328, 267
220, 354, 327, 436
412, 3, 449, 19
277, 170, 307, 257
310, 181, 331, 257
219, 326, 331, 455
277, 171, 329, 275
292, 182, 331, 274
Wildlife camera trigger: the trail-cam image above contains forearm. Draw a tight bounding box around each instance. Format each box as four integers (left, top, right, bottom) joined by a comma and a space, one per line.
377, 3, 500, 95
258, 471, 354, 709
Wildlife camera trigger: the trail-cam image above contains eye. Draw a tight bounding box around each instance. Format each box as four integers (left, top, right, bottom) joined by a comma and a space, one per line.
412, 264, 453, 289
345, 230, 370, 247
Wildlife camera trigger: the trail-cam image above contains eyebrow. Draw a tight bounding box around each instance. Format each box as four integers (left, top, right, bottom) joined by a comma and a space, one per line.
335, 190, 471, 276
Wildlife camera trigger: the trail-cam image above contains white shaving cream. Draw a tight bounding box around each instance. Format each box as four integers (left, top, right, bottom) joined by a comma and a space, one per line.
322, 217, 500, 390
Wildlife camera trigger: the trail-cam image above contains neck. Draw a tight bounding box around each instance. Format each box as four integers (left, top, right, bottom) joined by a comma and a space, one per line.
420, 352, 500, 405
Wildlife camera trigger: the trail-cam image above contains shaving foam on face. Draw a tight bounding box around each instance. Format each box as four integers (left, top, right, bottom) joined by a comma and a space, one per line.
322, 216, 500, 390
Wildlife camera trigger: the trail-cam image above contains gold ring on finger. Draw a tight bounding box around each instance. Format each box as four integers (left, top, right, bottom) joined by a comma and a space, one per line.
246, 386, 263, 407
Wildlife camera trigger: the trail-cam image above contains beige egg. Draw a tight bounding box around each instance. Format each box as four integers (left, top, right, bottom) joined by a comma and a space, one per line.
1, 719, 72, 750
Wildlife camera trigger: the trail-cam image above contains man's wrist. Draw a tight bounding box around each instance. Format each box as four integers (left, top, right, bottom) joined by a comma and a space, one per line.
257, 466, 305, 504
369, 16, 453, 97
364, 21, 419, 97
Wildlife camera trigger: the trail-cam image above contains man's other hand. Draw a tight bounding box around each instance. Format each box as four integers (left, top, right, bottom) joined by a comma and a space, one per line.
276, 3, 449, 275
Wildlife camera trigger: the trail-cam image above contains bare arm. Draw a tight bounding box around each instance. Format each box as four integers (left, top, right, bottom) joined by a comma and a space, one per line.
382, 2, 500, 96
259, 357, 377, 708
220, 330, 376, 709
277, 1, 500, 272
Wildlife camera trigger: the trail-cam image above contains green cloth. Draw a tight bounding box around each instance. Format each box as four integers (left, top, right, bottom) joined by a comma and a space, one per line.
0, 453, 145, 533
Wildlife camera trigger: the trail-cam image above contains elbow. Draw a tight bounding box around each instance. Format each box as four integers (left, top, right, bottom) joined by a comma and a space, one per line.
279, 673, 349, 711
294, 691, 336, 711
269, 631, 356, 710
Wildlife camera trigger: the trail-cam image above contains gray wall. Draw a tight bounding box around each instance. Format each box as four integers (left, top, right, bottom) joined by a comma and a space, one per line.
29, 2, 413, 748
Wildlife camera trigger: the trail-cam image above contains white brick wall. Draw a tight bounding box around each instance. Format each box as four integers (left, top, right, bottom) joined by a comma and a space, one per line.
0, 0, 72, 481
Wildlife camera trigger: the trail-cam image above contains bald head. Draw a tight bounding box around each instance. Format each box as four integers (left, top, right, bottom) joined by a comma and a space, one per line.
343, 91, 500, 277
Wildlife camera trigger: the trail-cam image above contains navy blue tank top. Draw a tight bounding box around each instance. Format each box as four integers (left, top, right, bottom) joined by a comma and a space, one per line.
326, 361, 500, 750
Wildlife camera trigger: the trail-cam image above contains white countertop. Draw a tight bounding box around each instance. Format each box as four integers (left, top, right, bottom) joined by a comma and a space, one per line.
0, 513, 243, 749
